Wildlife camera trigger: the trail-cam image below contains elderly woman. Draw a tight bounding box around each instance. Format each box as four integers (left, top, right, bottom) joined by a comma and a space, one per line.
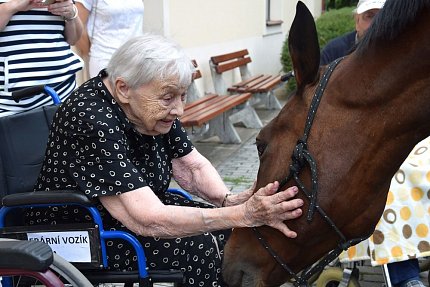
29, 34, 303, 286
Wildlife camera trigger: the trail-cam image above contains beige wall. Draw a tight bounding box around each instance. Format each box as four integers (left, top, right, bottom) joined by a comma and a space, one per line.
143, 0, 321, 94
79, 0, 322, 92
169, 0, 264, 47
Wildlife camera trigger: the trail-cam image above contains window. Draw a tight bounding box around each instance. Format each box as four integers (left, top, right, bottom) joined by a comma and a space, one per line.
266, 0, 283, 27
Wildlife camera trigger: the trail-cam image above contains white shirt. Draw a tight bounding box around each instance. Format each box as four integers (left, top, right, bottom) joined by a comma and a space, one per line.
75, 0, 144, 77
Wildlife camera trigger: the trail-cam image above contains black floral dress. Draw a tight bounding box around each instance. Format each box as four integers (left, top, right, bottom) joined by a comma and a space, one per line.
28, 70, 230, 286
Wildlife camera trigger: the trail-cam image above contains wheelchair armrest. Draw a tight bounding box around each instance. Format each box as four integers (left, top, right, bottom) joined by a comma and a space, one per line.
2, 190, 94, 207
0, 240, 53, 271
167, 188, 192, 200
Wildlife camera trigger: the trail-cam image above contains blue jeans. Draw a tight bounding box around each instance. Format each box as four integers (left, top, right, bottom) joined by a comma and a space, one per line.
387, 259, 421, 287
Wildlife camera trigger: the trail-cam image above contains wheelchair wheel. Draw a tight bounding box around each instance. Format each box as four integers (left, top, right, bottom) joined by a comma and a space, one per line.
50, 253, 93, 287
316, 267, 360, 287
0, 241, 92, 287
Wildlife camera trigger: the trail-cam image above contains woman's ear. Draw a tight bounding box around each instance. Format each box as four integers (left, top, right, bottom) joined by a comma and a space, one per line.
114, 78, 130, 104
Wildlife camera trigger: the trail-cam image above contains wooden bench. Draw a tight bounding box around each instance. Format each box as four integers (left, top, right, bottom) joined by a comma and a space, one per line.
209, 49, 283, 110
181, 93, 251, 144
180, 61, 259, 144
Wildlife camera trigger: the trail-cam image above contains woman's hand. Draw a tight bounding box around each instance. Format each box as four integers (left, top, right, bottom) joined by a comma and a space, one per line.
33, 0, 83, 45
41, 0, 76, 20
241, 181, 303, 238
223, 181, 256, 207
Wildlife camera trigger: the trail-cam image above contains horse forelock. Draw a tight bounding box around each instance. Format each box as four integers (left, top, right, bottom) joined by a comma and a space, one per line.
356, 0, 429, 55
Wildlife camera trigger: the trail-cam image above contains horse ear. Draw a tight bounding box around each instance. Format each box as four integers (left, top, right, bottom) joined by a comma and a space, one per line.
288, 1, 320, 89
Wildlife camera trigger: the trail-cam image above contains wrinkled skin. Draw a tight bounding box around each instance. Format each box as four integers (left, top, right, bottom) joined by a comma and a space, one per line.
222, 1, 430, 286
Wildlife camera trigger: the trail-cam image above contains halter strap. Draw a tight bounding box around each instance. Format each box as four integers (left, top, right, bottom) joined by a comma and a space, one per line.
279, 56, 342, 222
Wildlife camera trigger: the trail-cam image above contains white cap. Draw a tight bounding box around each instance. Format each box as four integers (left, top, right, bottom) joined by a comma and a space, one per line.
356, 0, 385, 14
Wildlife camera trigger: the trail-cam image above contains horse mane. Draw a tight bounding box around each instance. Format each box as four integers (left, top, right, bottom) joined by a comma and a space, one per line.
356, 0, 430, 55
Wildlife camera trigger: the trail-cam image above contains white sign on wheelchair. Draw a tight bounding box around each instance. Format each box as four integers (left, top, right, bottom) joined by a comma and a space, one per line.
27, 230, 91, 262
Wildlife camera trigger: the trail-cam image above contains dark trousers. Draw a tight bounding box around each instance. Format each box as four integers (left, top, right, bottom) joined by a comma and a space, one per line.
387, 259, 421, 286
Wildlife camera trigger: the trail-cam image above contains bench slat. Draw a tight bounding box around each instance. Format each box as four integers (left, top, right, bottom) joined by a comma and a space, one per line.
181, 93, 251, 127
245, 75, 279, 93
185, 94, 218, 110
184, 96, 231, 118
210, 49, 249, 64
215, 57, 251, 74
183, 93, 250, 119
241, 75, 272, 90
255, 75, 282, 93
228, 75, 281, 93
228, 75, 272, 93
230, 75, 265, 88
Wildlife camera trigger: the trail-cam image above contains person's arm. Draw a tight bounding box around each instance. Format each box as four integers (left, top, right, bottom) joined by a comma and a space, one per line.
172, 148, 254, 207
45, 0, 83, 45
0, 0, 37, 30
63, 4, 83, 45
99, 181, 303, 239
73, 2, 90, 56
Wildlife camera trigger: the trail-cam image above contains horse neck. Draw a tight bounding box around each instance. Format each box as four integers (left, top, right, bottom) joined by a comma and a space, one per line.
338, 14, 430, 143
318, 14, 430, 202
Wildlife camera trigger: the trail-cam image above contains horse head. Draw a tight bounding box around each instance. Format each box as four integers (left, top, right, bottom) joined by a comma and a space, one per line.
222, 0, 430, 286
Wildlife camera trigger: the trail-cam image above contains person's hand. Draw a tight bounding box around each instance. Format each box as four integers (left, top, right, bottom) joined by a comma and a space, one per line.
9, 0, 39, 12
39, 0, 76, 20
242, 181, 303, 238
223, 181, 256, 207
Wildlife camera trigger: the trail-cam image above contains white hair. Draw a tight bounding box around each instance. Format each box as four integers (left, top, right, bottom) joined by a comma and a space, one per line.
106, 34, 194, 89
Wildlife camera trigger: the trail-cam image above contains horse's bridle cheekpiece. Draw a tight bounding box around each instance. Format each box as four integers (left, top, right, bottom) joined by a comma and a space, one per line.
252, 57, 371, 287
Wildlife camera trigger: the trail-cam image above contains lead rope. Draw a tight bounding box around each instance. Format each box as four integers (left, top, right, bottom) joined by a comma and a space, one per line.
252, 57, 370, 286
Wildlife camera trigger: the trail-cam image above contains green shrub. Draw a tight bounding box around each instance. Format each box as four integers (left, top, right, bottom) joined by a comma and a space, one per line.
280, 6, 356, 93
326, 0, 358, 9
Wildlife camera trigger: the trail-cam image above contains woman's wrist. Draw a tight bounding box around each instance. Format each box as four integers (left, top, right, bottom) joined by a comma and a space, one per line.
221, 193, 232, 207
64, 4, 78, 22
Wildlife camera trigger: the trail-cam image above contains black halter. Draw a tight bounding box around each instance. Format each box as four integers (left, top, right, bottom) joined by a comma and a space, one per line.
252, 57, 371, 286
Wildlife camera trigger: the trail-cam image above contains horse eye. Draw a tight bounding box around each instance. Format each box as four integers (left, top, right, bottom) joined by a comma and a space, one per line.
256, 142, 267, 158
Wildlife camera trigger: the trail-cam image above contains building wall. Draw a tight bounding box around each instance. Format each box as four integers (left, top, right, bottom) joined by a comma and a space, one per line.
77, 0, 322, 92
143, 0, 321, 95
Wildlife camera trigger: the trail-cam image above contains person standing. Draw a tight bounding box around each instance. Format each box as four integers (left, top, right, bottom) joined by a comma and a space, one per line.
0, 0, 84, 117
74, 0, 144, 78
320, 0, 385, 65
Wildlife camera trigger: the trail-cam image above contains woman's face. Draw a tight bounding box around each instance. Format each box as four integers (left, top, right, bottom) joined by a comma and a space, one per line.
122, 77, 187, 135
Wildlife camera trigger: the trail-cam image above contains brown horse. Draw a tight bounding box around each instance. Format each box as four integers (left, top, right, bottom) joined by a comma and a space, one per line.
222, 0, 430, 286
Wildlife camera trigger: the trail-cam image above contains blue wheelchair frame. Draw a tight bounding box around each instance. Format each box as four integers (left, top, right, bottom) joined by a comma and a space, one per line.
0, 188, 191, 287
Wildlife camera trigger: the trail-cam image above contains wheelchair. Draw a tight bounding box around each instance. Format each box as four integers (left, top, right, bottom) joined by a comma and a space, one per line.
0, 85, 190, 286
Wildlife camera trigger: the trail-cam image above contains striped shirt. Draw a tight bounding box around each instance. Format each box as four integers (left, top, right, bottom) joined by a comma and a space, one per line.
0, 1, 83, 117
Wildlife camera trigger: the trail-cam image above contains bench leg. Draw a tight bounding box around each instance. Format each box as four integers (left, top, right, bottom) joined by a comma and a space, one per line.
186, 125, 209, 142
229, 102, 263, 129
206, 113, 242, 144
264, 91, 283, 110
